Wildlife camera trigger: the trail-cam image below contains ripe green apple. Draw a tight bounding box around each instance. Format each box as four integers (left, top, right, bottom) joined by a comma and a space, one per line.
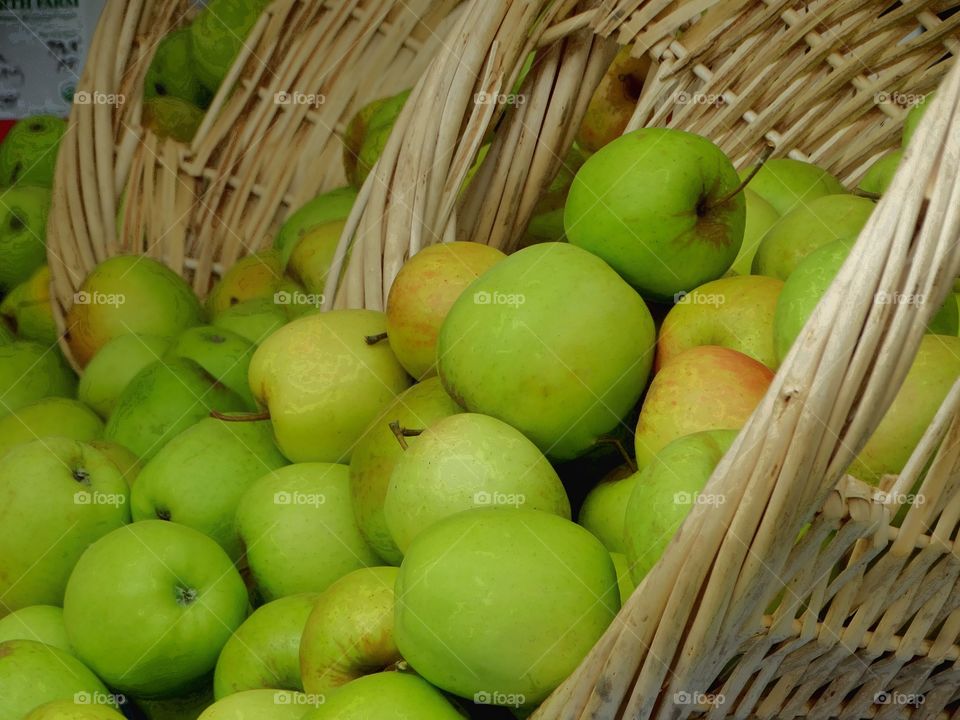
0, 398, 103, 459
577, 465, 637, 554
903, 93, 933, 147
0, 185, 50, 293
521, 146, 588, 247
286, 219, 346, 297
741, 158, 845, 216
0, 341, 76, 417
104, 358, 247, 460
624, 429, 737, 584
728, 189, 779, 276
576, 46, 650, 153
858, 150, 902, 196
300, 567, 400, 694
385, 413, 570, 553
144, 27, 211, 108
0, 639, 116, 720
565, 128, 745, 299
235, 463, 379, 601
197, 689, 320, 719
0, 265, 57, 344
275, 186, 357, 267
213, 298, 288, 345
206, 251, 288, 319
438, 242, 655, 459
350, 378, 461, 565
88, 441, 141, 488
23, 699, 127, 720
142, 97, 206, 143
214, 593, 318, 698
65, 256, 203, 367
0, 606, 71, 652
132, 417, 287, 558
169, 325, 258, 409
635, 345, 772, 468
0, 115, 66, 187
610, 552, 636, 606
395, 508, 619, 706
300, 672, 464, 720
0, 439, 129, 614
78, 334, 173, 419
248, 310, 411, 463
343, 90, 411, 188
63, 520, 248, 696
751, 194, 875, 280
848, 335, 960, 484
385, 241, 506, 380
190, 0, 271, 93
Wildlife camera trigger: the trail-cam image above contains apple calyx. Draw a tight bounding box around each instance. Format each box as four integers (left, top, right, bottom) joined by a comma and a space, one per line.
364, 332, 389, 346
72, 467, 91, 484
704, 144, 774, 212
156, 508, 172, 521
388, 421, 423, 451
175, 584, 199, 606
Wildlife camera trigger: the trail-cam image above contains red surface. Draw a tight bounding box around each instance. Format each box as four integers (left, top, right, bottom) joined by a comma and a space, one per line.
0, 120, 14, 144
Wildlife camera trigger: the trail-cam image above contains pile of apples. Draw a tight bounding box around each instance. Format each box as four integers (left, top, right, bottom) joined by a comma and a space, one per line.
1, 30, 958, 720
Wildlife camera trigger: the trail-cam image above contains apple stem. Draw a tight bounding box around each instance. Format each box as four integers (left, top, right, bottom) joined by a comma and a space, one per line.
705, 144, 775, 211
365, 332, 389, 345
853, 188, 882, 201
594, 436, 637, 473
209, 409, 271, 422
389, 421, 424, 450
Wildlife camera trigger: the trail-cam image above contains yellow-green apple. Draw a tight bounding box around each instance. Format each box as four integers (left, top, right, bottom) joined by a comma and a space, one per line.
624, 429, 737, 583
143, 27, 211, 108
104, 358, 246, 460
248, 310, 411, 463
438, 243, 655, 459
657, 274, 783, 371
131, 417, 287, 558
395, 508, 619, 707
0, 186, 50, 293
206, 251, 288, 319
565, 129, 745, 299
0, 639, 117, 720
577, 465, 637, 554
903, 93, 933, 146
858, 150, 902, 196
142, 97, 205, 143
0, 398, 103, 459
275, 187, 357, 266
343, 90, 410, 188
0, 115, 66, 187
169, 326, 258, 409
610, 552, 636, 606
350, 378, 461, 565
23, 699, 127, 720
300, 672, 463, 720
235, 463, 379, 601
634, 345, 772, 468
0, 439, 129, 615
214, 593, 318, 698
728, 189, 779, 275
751, 195, 875, 280
62, 520, 247, 696
286, 219, 346, 297
576, 46, 650, 153
197, 689, 321, 720
741, 158, 845, 216
88, 441, 141, 488
521, 147, 588, 247
189, 0, 271, 93
0, 341, 76, 416
0, 265, 57, 344
848, 335, 960, 484
385, 241, 506, 380
0, 606, 71, 652
213, 298, 288, 345
77, 334, 173, 419
385, 413, 570, 553
65, 256, 203, 367
300, 567, 400, 694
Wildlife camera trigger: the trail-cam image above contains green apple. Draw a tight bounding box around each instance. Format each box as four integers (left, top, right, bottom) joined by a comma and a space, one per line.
286, 219, 346, 297
521, 146, 588, 246
89, 440, 141, 488
350, 377, 461, 565
214, 593, 317, 698
576, 47, 650, 153
206, 251, 288, 319
657, 274, 783, 371
565, 128, 745, 299
0, 264, 57, 344
395, 508, 619, 706
624, 429, 737, 583
385, 413, 570, 553
751, 194, 875, 280
903, 93, 934, 146
635, 345, 772, 468
0, 115, 66, 187
63, 520, 247, 696
438, 242, 655, 459
0, 639, 117, 720
213, 298, 288, 345
248, 310, 411, 463
132, 417, 287, 558
577, 465, 637, 554
274, 187, 358, 267
300, 672, 463, 720
858, 150, 902, 196
189, 0, 271, 93
385, 241, 506, 380
0, 398, 103, 459
0, 341, 76, 417
142, 97, 206, 143
0, 185, 50, 293
144, 27, 211, 108
610, 552, 636, 606
343, 90, 411, 188
0, 439, 129, 614
197, 689, 320, 719
0, 606, 71, 652
235, 463, 380, 601
169, 325, 258, 409
741, 157, 845, 216
0, 323, 14, 344
300, 567, 400, 694
78, 334, 173, 419
133, 686, 214, 720
65, 255, 203, 367
104, 358, 247, 460
23, 699, 127, 720
728, 189, 779, 275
